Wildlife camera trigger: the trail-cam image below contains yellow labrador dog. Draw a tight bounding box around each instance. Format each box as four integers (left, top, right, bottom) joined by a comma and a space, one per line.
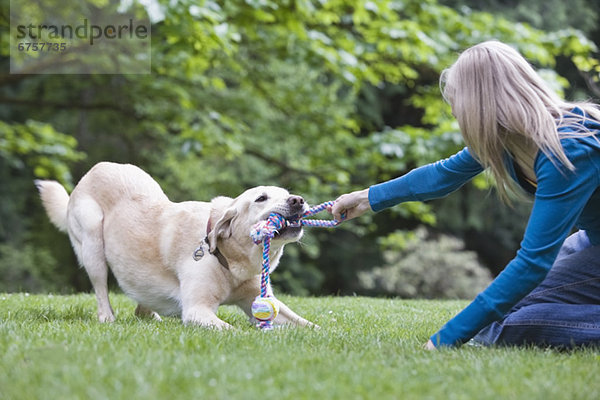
36, 162, 315, 328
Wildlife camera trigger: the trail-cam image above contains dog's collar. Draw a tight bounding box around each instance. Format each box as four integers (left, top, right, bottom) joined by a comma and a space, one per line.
208, 237, 230, 270
192, 218, 230, 270
193, 236, 230, 271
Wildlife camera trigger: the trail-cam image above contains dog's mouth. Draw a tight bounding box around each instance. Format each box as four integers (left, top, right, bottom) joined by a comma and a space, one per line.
286, 214, 302, 228
265, 211, 304, 240
275, 224, 302, 240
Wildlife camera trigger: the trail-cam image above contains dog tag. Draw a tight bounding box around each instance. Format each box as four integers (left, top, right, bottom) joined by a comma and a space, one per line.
193, 244, 205, 261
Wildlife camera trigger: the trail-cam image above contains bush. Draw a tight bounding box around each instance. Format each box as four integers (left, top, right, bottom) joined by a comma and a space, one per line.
358, 227, 492, 299
0, 244, 66, 293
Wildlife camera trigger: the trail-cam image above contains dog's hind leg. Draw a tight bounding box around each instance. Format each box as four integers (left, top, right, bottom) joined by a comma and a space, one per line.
84, 241, 115, 323
135, 304, 162, 321
68, 197, 115, 323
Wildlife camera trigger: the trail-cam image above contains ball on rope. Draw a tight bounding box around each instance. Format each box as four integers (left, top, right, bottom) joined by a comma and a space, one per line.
249, 202, 342, 330
251, 295, 279, 321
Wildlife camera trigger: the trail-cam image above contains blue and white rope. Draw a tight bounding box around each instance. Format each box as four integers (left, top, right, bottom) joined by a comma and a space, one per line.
249, 201, 343, 329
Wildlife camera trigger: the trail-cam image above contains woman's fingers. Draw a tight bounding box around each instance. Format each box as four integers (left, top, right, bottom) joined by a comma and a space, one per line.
330, 189, 369, 221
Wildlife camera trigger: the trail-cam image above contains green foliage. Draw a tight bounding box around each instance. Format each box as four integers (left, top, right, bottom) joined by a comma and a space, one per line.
359, 226, 492, 299
0, 120, 85, 189
1, 0, 599, 294
1, 293, 599, 400
0, 243, 66, 292
440, 0, 600, 97
441, 0, 599, 34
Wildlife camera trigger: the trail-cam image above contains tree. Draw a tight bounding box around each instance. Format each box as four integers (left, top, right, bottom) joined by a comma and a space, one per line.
1, 0, 598, 294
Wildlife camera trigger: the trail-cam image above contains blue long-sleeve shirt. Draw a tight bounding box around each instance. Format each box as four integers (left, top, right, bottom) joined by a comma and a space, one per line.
368, 113, 600, 347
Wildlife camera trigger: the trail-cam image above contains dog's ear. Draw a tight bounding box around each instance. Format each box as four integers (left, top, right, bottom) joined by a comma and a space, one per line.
207, 197, 236, 253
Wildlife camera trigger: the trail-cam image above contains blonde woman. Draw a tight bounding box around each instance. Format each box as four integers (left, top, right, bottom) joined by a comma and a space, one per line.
331, 40, 600, 348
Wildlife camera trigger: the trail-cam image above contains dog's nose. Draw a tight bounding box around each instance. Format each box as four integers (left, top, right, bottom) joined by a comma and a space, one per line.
287, 195, 305, 209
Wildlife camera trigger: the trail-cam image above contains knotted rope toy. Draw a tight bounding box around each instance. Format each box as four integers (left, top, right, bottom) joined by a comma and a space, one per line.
249, 201, 343, 330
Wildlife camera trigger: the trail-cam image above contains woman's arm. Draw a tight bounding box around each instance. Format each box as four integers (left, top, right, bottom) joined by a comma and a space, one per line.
331, 148, 483, 220
368, 147, 484, 211
431, 139, 600, 347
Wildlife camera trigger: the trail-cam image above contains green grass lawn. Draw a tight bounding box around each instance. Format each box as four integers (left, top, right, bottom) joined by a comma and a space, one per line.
1, 293, 599, 400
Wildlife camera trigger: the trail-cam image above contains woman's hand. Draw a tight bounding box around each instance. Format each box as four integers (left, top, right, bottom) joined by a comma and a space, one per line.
330, 188, 371, 222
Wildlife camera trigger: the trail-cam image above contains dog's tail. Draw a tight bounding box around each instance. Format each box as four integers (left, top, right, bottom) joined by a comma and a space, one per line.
35, 180, 70, 233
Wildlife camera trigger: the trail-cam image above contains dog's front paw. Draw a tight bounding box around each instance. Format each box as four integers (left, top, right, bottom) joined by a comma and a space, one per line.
188, 318, 233, 331
297, 320, 320, 330
182, 309, 232, 330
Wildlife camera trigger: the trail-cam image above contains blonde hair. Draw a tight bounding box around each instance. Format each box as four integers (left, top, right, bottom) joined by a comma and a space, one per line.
441, 40, 600, 201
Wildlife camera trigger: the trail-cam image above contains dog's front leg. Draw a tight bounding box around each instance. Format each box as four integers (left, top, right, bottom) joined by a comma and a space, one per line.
273, 298, 319, 328
182, 305, 232, 329
178, 261, 232, 329
234, 278, 318, 328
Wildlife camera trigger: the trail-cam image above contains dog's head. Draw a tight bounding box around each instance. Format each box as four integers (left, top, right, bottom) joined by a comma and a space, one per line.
206, 186, 307, 254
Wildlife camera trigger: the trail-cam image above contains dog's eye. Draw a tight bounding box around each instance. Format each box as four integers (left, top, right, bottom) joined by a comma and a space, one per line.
255, 194, 268, 203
